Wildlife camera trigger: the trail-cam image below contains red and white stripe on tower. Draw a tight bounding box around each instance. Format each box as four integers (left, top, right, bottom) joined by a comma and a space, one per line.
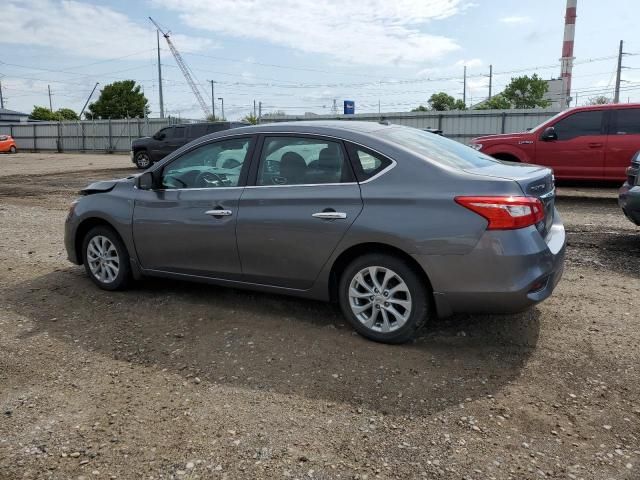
560, 0, 577, 108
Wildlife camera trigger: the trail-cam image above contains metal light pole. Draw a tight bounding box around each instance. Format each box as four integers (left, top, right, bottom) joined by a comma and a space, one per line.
209, 80, 216, 119
218, 97, 224, 120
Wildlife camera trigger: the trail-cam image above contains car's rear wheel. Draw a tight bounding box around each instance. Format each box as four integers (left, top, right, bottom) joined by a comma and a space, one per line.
9, 146, 17, 154
81, 226, 131, 290
134, 151, 151, 169
338, 254, 430, 344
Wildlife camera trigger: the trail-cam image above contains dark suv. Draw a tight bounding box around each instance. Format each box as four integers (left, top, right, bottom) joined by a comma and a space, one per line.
131, 122, 247, 168
619, 151, 640, 226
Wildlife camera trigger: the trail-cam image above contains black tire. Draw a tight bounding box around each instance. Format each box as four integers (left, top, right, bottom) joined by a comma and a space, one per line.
134, 150, 151, 169
81, 226, 131, 291
9, 146, 17, 154
338, 253, 430, 344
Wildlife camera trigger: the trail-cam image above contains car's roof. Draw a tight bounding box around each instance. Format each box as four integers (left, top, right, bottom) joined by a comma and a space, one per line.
207, 120, 394, 140
566, 102, 640, 112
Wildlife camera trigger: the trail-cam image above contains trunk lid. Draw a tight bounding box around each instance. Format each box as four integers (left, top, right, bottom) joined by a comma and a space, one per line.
464, 162, 555, 237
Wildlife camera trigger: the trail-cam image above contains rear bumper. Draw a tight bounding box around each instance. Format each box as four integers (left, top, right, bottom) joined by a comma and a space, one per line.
414, 209, 566, 317
619, 183, 640, 226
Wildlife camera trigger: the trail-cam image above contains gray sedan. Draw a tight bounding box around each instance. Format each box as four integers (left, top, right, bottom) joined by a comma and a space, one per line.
65, 121, 566, 344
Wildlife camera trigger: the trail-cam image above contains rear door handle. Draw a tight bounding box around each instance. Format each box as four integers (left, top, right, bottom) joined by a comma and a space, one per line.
312, 212, 347, 220
588, 142, 603, 148
205, 209, 232, 217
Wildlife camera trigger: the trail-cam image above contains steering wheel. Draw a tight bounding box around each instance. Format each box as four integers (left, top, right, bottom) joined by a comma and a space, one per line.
194, 171, 225, 188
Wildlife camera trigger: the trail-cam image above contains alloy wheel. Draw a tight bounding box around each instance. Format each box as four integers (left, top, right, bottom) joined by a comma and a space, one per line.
86, 235, 120, 284
348, 266, 412, 333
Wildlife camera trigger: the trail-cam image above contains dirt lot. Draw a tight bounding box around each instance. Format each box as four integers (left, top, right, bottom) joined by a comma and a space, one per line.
1, 152, 639, 480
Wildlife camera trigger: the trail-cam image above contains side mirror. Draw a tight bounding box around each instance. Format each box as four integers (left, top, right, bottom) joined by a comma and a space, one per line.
541, 126, 558, 141
153, 132, 166, 140
137, 171, 155, 190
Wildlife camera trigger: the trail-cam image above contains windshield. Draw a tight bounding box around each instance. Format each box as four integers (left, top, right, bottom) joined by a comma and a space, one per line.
379, 126, 499, 170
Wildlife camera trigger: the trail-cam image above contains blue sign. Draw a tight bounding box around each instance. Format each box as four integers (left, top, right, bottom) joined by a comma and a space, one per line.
344, 100, 355, 115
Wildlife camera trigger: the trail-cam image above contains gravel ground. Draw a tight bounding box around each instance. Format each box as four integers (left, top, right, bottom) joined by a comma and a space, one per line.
1, 153, 639, 480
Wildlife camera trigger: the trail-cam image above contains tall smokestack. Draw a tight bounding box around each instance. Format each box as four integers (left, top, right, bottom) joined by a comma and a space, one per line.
560, 0, 577, 108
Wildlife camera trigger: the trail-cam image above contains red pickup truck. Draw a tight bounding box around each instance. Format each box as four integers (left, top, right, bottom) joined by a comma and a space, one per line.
470, 104, 640, 181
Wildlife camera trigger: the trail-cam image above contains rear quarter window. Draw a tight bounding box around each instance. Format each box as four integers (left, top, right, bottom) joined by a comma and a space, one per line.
379, 126, 499, 169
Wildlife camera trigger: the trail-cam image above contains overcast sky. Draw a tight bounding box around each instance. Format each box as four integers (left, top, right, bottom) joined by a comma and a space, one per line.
1, 0, 639, 120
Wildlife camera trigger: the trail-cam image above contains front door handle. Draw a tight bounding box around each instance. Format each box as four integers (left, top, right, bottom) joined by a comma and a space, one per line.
312, 211, 347, 220
588, 142, 603, 148
205, 209, 232, 217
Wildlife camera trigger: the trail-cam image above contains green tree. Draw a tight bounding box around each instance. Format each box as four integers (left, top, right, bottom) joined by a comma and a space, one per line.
86, 80, 150, 119
242, 112, 258, 125
29, 106, 56, 121
411, 105, 429, 112
428, 92, 466, 111
206, 114, 223, 122
502, 74, 550, 109
475, 94, 512, 110
587, 95, 611, 105
29, 106, 80, 121
56, 108, 79, 120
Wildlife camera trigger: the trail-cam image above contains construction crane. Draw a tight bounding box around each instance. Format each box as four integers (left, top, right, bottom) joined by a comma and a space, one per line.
149, 17, 211, 118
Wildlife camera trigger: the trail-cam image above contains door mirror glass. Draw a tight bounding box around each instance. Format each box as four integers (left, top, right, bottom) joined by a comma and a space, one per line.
541, 127, 557, 141
137, 171, 155, 190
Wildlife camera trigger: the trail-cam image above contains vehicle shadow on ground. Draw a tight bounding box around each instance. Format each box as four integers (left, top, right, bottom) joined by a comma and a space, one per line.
6, 268, 540, 415
567, 229, 640, 278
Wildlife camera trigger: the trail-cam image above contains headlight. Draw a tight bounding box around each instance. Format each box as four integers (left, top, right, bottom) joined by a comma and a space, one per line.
67, 200, 79, 220
470, 143, 483, 151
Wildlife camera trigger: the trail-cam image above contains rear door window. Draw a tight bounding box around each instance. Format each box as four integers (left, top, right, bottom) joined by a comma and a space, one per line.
612, 108, 640, 135
256, 136, 353, 186
551, 111, 604, 140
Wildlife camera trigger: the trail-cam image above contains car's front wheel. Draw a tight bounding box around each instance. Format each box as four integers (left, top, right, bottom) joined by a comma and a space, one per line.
134, 150, 151, 169
81, 226, 131, 290
9, 146, 17, 154
339, 254, 430, 344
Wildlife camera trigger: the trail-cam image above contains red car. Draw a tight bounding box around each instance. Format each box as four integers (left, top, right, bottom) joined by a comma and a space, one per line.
470, 104, 640, 181
0, 134, 17, 153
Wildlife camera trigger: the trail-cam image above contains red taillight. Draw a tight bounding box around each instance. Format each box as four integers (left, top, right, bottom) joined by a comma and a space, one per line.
455, 196, 544, 230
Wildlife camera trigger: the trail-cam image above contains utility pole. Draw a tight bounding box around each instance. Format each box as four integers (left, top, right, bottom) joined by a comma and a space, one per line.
258, 101, 262, 124
48, 85, 53, 112
253, 99, 256, 117
79, 82, 99, 119
156, 29, 164, 118
462, 66, 467, 106
209, 80, 216, 119
614, 40, 624, 103
488, 64, 493, 99
218, 97, 224, 120
0, 80, 4, 109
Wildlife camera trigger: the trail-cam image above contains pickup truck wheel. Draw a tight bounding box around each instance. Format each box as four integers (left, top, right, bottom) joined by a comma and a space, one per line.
134, 151, 151, 169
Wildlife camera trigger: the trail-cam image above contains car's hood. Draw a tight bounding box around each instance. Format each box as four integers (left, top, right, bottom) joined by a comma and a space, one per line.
80, 175, 137, 195
132, 136, 151, 145
471, 132, 532, 143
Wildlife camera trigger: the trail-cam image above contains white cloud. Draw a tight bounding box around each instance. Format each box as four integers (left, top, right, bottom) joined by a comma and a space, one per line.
152, 0, 470, 66
499, 16, 532, 25
454, 58, 483, 68
1, 0, 214, 59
